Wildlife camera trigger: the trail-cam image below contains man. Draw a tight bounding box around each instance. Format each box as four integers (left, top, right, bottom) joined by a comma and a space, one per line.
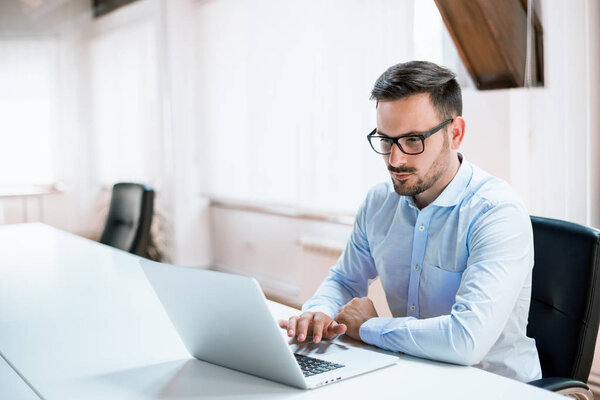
279, 61, 542, 382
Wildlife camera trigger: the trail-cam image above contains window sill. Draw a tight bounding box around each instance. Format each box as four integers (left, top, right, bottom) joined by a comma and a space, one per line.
207, 196, 355, 226
0, 184, 63, 198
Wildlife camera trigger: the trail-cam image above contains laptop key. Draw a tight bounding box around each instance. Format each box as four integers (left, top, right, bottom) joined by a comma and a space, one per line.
294, 353, 346, 377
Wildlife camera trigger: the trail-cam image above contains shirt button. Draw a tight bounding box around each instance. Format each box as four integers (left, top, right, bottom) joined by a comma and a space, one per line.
410, 305, 416, 311
414, 264, 420, 271
418, 225, 425, 231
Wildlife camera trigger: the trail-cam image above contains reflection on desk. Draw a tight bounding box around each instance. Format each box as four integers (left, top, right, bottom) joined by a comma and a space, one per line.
0, 223, 562, 399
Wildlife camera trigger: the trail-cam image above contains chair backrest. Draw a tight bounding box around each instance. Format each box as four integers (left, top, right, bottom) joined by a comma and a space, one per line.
99, 183, 154, 257
528, 216, 600, 381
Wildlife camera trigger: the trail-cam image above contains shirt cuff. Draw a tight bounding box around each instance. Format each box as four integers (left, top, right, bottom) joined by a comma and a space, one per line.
359, 317, 395, 348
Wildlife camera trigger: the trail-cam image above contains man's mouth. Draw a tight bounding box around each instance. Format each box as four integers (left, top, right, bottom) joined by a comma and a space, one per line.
391, 172, 412, 181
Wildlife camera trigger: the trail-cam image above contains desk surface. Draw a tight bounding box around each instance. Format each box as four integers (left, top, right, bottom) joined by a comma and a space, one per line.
0, 223, 562, 399
0, 354, 40, 400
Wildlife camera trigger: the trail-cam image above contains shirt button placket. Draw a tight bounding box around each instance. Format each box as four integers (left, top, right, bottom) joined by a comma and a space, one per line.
408, 216, 429, 317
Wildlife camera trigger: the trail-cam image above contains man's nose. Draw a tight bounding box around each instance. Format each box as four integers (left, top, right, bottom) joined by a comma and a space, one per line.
388, 143, 408, 167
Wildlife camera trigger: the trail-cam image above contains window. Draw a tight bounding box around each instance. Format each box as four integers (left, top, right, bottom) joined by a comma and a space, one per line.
0, 38, 57, 186
195, 0, 414, 214
89, 18, 161, 185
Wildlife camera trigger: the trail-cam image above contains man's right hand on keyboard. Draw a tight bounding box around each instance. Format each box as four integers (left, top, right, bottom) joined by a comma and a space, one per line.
278, 311, 347, 344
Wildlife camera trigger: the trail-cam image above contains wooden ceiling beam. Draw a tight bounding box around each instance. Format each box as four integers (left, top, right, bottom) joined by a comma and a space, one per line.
434, 0, 544, 90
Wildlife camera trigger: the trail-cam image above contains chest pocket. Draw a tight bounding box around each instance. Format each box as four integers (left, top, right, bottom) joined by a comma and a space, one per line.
420, 265, 464, 317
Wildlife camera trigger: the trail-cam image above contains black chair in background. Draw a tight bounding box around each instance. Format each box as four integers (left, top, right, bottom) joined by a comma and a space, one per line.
528, 216, 600, 399
99, 182, 154, 257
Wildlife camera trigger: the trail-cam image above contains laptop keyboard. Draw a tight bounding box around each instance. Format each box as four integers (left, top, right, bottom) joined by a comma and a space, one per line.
294, 353, 345, 377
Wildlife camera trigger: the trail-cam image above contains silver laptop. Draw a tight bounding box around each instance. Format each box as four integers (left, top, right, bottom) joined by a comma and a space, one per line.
139, 260, 398, 389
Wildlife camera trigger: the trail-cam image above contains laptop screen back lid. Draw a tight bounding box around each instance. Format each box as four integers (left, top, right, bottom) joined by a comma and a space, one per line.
140, 260, 306, 388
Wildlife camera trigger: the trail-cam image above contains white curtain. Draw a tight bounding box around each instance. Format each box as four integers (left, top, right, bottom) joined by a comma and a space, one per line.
89, 17, 161, 186
0, 38, 57, 186
193, 0, 417, 214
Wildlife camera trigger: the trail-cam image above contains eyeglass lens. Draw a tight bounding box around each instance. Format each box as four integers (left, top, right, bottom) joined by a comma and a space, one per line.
371, 136, 422, 155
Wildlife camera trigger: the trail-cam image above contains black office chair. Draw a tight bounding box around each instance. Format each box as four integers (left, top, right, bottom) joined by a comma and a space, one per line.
99, 182, 154, 257
527, 216, 600, 399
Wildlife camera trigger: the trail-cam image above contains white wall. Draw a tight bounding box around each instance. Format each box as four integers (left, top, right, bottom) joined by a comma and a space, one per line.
1, 0, 599, 258
210, 205, 391, 315
508, 2, 600, 227
461, 90, 511, 182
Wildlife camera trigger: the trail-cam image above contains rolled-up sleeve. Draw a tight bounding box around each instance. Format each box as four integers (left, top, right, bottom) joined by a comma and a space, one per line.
302, 195, 378, 318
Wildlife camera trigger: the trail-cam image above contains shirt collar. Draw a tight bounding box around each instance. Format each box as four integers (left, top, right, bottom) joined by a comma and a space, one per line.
397, 153, 473, 209
429, 153, 472, 208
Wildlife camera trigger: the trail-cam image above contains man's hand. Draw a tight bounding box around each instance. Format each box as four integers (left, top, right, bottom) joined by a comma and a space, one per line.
278, 312, 347, 343
335, 297, 379, 341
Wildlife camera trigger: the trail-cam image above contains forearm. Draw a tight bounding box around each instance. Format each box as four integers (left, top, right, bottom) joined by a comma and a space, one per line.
302, 269, 363, 317
359, 311, 489, 365
303, 198, 376, 317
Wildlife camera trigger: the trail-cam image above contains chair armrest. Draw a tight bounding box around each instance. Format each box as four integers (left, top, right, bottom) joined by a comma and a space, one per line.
528, 377, 593, 399
528, 377, 588, 391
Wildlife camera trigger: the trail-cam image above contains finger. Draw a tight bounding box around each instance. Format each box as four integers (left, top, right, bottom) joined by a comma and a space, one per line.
332, 322, 347, 335
296, 313, 313, 342
311, 313, 328, 343
324, 321, 347, 338
334, 312, 347, 327
287, 316, 299, 337
278, 320, 288, 330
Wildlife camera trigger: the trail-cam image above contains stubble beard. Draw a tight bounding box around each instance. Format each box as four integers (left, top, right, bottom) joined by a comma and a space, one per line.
390, 136, 451, 197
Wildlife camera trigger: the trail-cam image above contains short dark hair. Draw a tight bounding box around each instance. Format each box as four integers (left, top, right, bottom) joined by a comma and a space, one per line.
370, 61, 462, 119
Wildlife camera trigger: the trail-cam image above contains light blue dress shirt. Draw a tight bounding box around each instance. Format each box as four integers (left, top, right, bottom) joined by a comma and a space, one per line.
303, 157, 542, 382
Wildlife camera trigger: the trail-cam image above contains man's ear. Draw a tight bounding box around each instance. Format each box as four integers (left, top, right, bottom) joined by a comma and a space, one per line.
449, 117, 465, 150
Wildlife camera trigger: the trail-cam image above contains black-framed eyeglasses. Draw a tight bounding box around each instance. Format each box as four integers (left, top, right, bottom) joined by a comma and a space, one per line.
367, 118, 453, 155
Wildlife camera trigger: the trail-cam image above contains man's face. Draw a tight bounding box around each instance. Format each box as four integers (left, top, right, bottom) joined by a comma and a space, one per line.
376, 93, 454, 203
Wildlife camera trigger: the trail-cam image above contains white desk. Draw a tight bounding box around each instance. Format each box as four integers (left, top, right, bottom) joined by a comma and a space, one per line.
0, 355, 39, 400
0, 223, 562, 399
